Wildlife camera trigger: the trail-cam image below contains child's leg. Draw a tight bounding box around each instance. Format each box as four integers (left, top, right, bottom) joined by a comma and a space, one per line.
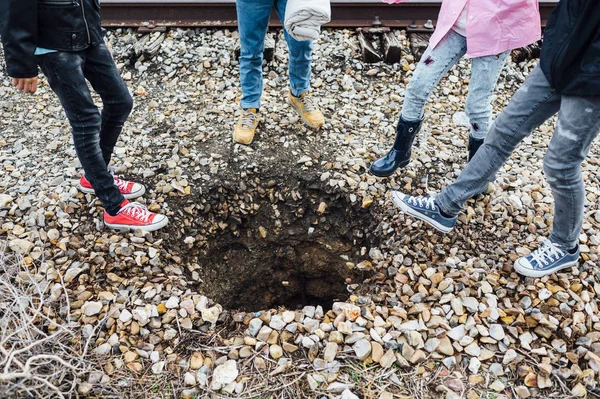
82, 42, 134, 167
465, 51, 510, 139
401, 30, 467, 122
436, 65, 561, 216
274, 0, 312, 97
236, 0, 275, 109
544, 95, 600, 250
37, 52, 125, 216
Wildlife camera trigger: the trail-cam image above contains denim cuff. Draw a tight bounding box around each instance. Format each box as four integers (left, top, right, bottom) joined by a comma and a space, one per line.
400, 111, 425, 124
290, 86, 310, 98
240, 100, 261, 110
435, 192, 461, 217
548, 234, 578, 251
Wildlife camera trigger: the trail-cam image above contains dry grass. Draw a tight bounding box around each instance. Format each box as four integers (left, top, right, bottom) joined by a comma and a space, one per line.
0, 240, 114, 398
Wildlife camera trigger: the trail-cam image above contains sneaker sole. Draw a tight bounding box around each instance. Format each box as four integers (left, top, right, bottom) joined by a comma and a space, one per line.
287, 98, 324, 130
104, 216, 169, 232
78, 184, 146, 200
391, 192, 453, 234
513, 258, 579, 278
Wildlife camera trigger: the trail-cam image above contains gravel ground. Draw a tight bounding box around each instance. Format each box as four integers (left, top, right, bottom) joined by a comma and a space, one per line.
1, 28, 600, 399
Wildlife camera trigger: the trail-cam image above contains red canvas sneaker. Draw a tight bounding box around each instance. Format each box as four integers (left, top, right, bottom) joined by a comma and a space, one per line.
103, 200, 168, 232
78, 174, 145, 199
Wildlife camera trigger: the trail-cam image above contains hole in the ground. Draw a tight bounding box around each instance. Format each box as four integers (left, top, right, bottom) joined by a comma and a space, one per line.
193, 182, 378, 312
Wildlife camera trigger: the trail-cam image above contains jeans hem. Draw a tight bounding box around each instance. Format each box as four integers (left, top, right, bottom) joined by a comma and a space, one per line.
548, 235, 577, 251
469, 129, 488, 140
290, 86, 310, 98
435, 193, 460, 217
400, 112, 425, 124
240, 101, 261, 110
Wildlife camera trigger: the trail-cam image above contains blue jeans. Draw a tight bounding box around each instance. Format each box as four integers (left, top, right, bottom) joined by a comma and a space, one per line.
436, 65, 600, 249
236, 0, 312, 109
37, 43, 132, 216
402, 30, 509, 139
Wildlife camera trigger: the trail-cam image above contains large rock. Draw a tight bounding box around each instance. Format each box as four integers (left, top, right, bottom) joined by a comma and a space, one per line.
332, 302, 361, 321
353, 339, 372, 361
119, 309, 133, 323
248, 318, 263, 336
82, 301, 103, 316
210, 360, 238, 391
0, 194, 13, 208
323, 342, 338, 362
447, 325, 466, 341
201, 305, 221, 324
9, 238, 34, 255
269, 315, 286, 330
132, 308, 150, 325
489, 324, 505, 341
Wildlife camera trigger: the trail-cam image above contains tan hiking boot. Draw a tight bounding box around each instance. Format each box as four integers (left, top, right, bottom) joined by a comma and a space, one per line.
233, 108, 260, 145
287, 92, 324, 129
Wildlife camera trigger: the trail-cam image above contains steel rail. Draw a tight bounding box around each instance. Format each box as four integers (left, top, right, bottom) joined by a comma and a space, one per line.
99, 0, 558, 29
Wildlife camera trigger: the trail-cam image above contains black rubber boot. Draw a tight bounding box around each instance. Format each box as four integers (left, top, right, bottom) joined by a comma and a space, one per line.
468, 136, 485, 162
370, 116, 423, 177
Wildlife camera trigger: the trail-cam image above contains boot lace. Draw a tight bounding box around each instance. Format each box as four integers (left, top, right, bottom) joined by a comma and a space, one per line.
240, 110, 258, 129
119, 202, 152, 223
530, 241, 566, 268
407, 196, 436, 211
297, 94, 317, 113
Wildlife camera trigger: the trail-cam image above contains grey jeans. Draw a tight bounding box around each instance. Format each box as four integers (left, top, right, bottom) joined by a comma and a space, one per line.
402, 29, 509, 139
436, 65, 600, 250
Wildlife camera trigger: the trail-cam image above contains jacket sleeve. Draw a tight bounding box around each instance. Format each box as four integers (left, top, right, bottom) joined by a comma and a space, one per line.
0, 0, 38, 78
548, 1, 600, 91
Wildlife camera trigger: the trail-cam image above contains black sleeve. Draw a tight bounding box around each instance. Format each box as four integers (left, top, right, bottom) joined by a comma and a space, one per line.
556, 2, 600, 79
0, 0, 38, 78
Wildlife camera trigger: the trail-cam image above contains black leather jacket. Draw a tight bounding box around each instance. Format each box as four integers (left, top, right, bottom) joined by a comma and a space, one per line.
0, 0, 104, 78
540, 0, 600, 96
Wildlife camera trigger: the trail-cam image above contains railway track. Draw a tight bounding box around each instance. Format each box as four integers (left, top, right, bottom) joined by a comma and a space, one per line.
100, 0, 558, 29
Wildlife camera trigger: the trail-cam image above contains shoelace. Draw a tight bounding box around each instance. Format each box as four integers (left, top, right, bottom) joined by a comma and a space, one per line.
297, 95, 317, 113
119, 202, 152, 223
240, 111, 258, 129
114, 177, 130, 191
407, 196, 436, 211
530, 241, 565, 268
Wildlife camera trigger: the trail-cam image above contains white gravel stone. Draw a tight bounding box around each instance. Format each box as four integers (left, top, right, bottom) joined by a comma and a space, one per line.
119, 309, 133, 323
210, 360, 238, 391
82, 301, 103, 316
353, 339, 372, 361
489, 324, 505, 341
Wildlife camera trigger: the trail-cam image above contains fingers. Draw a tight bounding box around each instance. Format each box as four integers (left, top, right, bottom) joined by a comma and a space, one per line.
12, 77, 38, 94
30, 78, 38, 94
25, 78, 38, 94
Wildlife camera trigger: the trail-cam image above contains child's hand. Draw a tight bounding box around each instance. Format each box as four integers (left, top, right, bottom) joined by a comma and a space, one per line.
12, 77, 38, 94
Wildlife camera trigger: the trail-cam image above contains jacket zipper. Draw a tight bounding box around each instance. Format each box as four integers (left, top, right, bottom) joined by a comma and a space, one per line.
78, 1, 91, 44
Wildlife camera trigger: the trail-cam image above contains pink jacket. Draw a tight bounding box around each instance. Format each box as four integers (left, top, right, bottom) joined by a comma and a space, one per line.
383, 0, 541, 58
